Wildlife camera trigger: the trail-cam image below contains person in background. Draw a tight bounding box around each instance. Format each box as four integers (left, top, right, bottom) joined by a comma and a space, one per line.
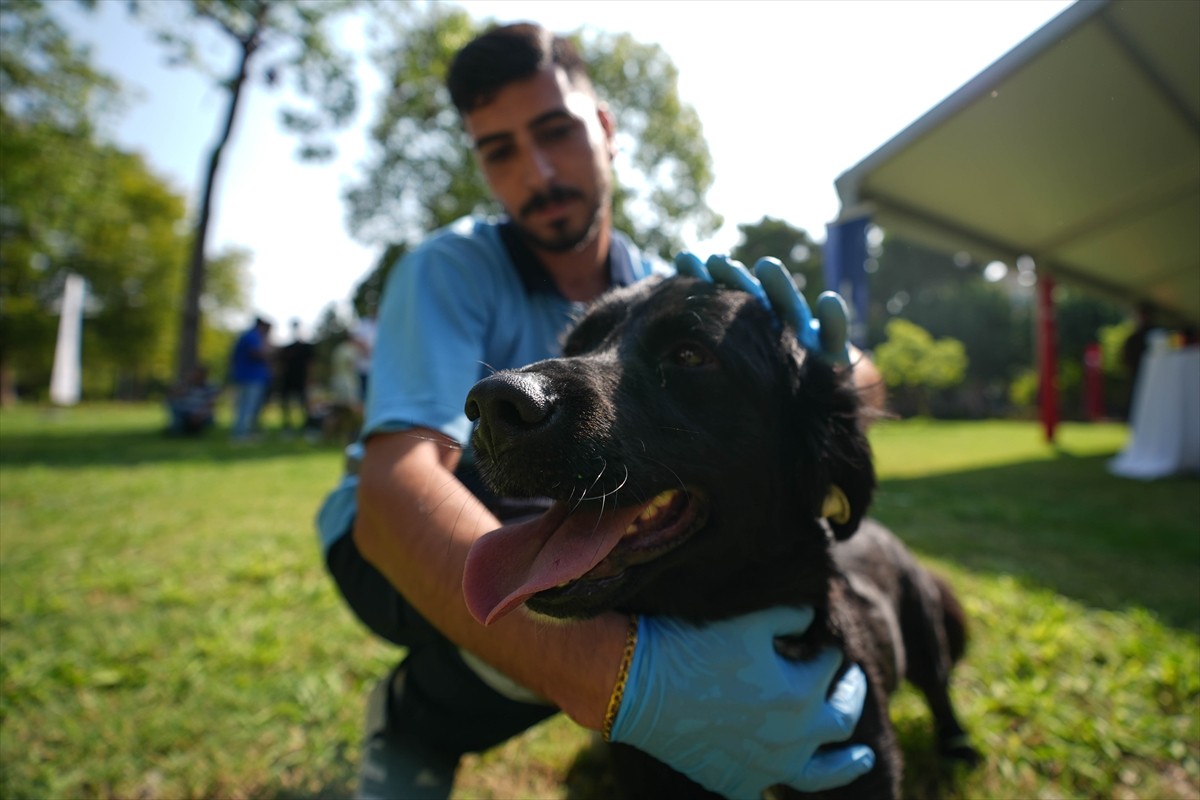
277, 318, 316, 433
164, 364, 219, 437
229, 316, 272, 441
351, 307, 377, 403
318, 22, 877, 800
325, 333, 364, 444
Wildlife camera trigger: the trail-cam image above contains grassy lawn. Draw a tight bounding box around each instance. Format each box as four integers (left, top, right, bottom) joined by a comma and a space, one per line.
1, 405, 1197, 799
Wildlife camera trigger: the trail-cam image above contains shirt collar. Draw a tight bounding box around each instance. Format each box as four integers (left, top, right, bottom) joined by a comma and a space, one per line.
498, 220, 637, 298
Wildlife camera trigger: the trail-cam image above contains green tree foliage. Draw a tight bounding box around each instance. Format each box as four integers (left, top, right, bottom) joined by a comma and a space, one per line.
866, 234, 1030, 417
864, 235, 980, 345
0, 0, 120, 134
874, 318, 968, 417
0, 0, 249, 401
127, 0, 361, 381
344, 6, 480, 247
199, 246, 251, 381
1050, 288, 1128, 419
351, 242, 407, 318
1, 0, 118, 399
1054, 288, 1126, 362
581, 26, 720, 259
306, 300, 355, 388
344, 7, 719, 264
729, 216, 824, 294
901, 280, 1031, 388
0, 123, 249, 399
0, 122, 198, 398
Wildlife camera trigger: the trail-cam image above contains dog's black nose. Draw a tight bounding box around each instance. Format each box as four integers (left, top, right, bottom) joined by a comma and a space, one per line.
465, 372, 558, 453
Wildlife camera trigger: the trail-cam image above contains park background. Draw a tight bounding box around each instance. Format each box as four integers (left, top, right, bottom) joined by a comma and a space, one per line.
1, 1, 1197, 799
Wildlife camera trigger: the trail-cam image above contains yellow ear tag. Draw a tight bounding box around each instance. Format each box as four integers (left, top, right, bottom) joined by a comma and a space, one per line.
821, 485, 851, 525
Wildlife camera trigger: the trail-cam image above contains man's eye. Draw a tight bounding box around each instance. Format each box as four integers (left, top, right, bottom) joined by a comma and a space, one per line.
536, 123, 575, 145
481, 145, 514, 164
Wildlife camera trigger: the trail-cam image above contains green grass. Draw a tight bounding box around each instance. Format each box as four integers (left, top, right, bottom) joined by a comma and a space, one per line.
1, 406, 1197, 799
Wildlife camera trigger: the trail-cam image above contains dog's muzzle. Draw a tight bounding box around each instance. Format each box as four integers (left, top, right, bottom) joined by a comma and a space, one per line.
465, 372, 559, 459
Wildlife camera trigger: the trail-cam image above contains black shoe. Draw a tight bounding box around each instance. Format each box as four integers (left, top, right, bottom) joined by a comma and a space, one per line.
357, 666, 460, 800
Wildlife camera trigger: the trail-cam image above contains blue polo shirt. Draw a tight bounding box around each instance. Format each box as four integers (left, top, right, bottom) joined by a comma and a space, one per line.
230, 327, 271, 384
316, 216, 667, 553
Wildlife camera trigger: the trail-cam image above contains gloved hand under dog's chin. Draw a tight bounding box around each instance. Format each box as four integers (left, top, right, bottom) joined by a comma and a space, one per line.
675, 252, 851, 365
609, 606, 875, 797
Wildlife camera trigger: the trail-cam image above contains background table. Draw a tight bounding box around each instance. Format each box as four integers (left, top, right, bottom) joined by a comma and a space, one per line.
1109, 344, 1200, 480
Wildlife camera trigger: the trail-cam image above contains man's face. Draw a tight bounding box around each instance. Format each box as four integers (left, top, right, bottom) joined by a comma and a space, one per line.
464, 66, 615, 253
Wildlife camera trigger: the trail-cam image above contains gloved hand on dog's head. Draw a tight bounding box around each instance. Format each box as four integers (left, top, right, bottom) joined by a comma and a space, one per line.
609, 607, 875, 797
675, 252, 851, 365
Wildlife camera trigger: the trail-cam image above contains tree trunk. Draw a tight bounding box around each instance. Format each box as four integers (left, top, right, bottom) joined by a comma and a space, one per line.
175, 25, 260, 383
0, 360, 15, 407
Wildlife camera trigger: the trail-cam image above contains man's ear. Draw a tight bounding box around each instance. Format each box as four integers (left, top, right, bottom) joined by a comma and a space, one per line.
597, 102, 617, 158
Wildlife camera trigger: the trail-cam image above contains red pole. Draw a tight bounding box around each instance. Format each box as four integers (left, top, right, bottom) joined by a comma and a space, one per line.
1037, 274, 1059, 443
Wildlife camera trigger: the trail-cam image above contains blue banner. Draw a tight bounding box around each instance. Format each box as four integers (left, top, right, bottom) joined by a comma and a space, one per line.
824, 217, 871, 346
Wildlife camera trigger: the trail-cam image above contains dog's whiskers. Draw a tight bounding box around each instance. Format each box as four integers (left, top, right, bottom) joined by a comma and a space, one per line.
566, 483, 587, 514
595, 464, 630, 501
398, 429, 464, 451
425, 473, 471, 517
656, 426, 701, 436
639, 454, 688, 493
571, 459, 607, 505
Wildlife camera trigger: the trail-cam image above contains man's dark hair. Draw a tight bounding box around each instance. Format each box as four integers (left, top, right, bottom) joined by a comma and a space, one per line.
447, 22, 593, 114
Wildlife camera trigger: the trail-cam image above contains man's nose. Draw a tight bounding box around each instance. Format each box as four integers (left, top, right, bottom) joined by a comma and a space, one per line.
522, 146, 555, 189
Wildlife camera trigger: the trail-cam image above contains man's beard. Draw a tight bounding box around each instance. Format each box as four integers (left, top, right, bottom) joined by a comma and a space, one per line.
515, 184, 606, 253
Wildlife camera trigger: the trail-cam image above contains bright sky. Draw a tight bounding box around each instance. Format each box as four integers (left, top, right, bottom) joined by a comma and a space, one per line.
56, 0, 1073, 341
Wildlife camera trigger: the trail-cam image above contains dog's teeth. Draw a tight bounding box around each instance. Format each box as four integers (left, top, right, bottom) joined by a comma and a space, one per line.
628, 490, 679, 533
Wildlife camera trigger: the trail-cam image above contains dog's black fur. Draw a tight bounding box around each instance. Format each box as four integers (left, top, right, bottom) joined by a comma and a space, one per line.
464, 275, 977, 799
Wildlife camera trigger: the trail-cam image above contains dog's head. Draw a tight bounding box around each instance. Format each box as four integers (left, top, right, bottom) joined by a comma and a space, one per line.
463, 275, 875, 624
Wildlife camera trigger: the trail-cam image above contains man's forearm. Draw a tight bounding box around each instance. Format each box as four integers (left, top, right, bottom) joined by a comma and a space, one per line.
353, 430, 626, 730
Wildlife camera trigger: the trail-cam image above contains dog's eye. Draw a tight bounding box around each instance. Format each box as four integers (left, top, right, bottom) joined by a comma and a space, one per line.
668, 343, 713, 368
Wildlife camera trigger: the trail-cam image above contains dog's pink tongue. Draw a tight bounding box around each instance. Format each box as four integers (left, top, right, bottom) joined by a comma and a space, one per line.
463, 501, 644, 625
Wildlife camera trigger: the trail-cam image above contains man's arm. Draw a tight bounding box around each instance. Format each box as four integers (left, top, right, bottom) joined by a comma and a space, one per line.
353, 427, 627, 729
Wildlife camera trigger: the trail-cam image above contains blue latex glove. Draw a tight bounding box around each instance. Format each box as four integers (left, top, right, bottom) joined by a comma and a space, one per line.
610, 607, 875, 797
675, 252, 851, 365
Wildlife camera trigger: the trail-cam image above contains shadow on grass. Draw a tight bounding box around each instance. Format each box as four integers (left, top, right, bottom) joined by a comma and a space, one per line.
266, 779, 356, 800
558, 729, 977, 800
0, 426, 347, 469
892, 713, 980, 800
563, 737, 623, 800
873, 453, 1200, 632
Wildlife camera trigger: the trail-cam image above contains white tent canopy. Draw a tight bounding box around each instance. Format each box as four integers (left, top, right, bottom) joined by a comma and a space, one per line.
832, 0, 1199, 325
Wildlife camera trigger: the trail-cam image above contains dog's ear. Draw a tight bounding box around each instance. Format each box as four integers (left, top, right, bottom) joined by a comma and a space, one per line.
790, 353, 875, 541
821, 383, 876, 540
783, 332, 876, 540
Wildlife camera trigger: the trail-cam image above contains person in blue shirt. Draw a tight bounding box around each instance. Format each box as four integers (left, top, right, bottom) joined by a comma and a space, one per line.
318, 22, 875, 800
229, 316, 272, 441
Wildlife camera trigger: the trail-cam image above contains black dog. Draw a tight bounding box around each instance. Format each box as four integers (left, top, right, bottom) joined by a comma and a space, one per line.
462, 275, 977, 799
